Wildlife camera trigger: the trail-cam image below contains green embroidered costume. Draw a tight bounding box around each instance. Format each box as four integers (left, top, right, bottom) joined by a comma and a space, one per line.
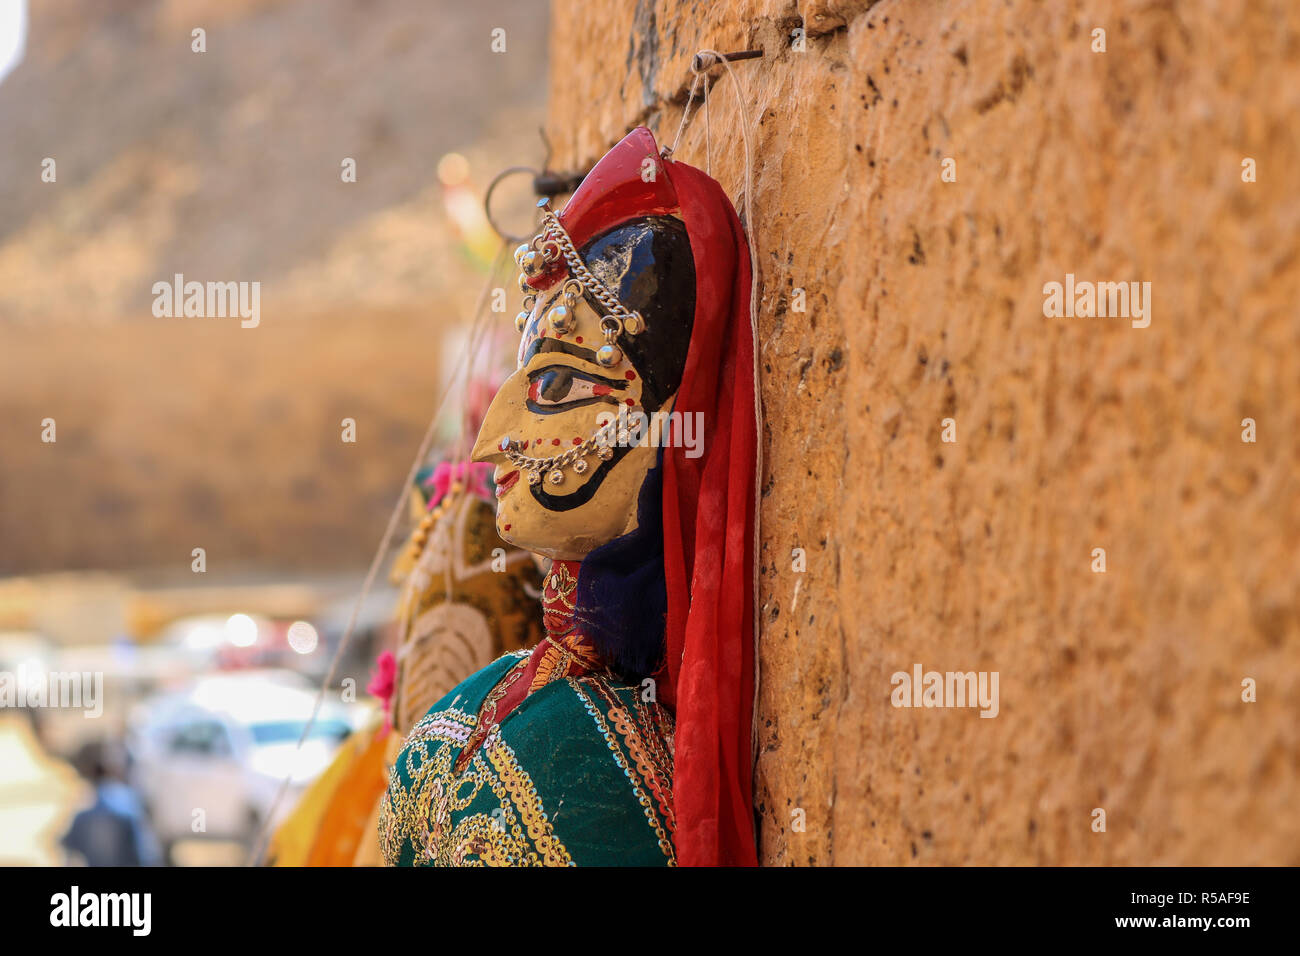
378, 640, 676, 866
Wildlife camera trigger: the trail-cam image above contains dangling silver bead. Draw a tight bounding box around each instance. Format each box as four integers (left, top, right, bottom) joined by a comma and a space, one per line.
547, 468, 564, 485
597, 444, 614, 461
547, 304, 575, 334
520, 250, 546, 278
596, 343, 622, 367
572, 458, 588, 474
527, 470, 542, 486
517, 274, 532, 294
515, 310, 529, 332
513, 243, 531, 266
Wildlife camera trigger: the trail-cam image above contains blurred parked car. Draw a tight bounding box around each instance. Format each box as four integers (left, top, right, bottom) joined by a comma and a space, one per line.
127, 670, 363, 860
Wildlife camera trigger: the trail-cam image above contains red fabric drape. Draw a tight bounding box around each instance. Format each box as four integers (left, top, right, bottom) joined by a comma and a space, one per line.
658, 157, 758, 867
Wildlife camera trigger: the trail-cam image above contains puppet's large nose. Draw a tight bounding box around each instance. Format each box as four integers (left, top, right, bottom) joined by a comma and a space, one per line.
470, 368, 528, 464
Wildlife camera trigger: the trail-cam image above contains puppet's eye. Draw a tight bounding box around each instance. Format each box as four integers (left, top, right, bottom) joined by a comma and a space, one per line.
527, 367, 622, 409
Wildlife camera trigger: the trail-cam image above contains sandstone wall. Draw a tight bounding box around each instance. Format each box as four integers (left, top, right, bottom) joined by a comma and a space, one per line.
544, 0, 1300, 864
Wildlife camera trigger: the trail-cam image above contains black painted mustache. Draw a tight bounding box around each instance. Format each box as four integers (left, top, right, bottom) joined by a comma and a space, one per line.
527, 440, 635, 512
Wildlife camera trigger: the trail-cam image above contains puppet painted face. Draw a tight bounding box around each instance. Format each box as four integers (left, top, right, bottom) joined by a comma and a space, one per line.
472, 215, 695, 560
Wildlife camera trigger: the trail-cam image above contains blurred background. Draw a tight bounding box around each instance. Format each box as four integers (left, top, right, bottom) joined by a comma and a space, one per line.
0, 0, 548, 865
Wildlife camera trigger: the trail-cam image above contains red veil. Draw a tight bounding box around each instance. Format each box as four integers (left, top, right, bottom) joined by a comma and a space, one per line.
544, 127, 758, 867
660, 158, 758, 868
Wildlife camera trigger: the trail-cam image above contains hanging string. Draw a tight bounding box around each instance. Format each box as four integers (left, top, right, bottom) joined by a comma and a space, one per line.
669, 72, 704, 157
249, 239, 512, 865
442, 269, 511, 606
703, 71, 712, 174
385, 251, 513, 731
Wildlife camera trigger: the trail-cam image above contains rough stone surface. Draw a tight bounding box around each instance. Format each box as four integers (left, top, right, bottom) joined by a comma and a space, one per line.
545, 0, 1299, 864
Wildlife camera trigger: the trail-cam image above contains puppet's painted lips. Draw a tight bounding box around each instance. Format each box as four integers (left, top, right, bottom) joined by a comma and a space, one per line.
495, 470, 520, 498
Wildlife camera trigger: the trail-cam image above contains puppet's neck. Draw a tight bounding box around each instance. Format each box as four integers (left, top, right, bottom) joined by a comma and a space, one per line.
541, 558, 585, 646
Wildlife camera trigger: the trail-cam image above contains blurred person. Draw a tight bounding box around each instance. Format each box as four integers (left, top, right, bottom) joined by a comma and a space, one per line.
60, 738, 161, 867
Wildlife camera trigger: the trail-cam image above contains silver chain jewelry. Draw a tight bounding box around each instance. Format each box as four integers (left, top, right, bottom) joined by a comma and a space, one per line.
499, 416, 627, 487
537, 210, 644, 334
511, 201, 646, 363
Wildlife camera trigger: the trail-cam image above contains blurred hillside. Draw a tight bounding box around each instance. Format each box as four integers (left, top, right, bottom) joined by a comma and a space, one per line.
0, 0, 548, 575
